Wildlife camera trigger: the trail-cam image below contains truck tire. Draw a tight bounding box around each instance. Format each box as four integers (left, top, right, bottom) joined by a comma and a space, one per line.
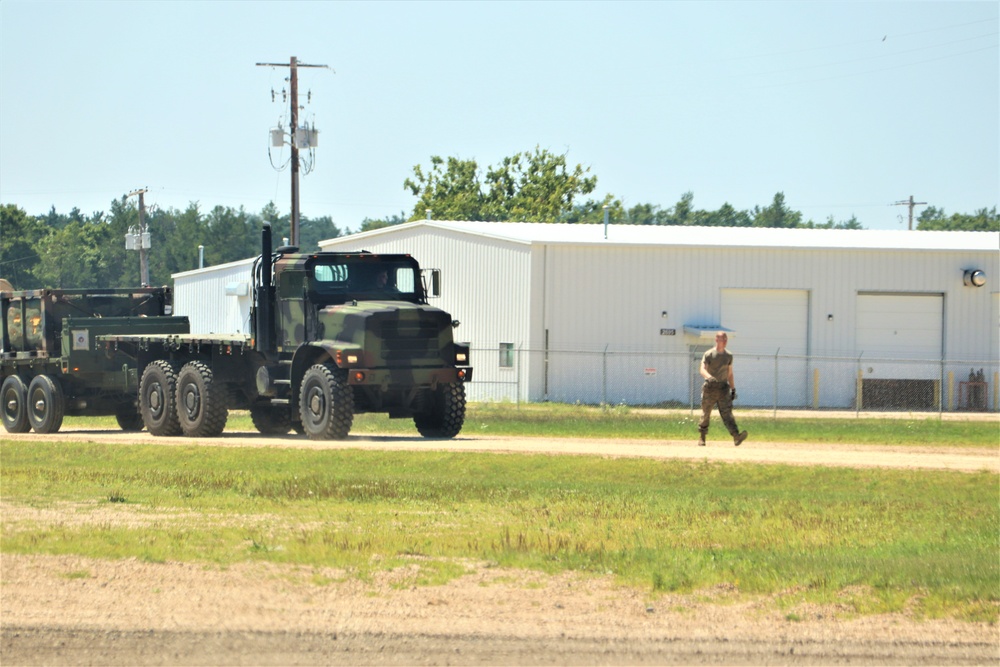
413, 382, 466, 439
115, 403, 144, 432
176, 361, 228, 437
299, 363, 353, 440
250, 405, 291, 435
26, 374, 65, 434
1, 375, 31, 433
140, 360, 182, 436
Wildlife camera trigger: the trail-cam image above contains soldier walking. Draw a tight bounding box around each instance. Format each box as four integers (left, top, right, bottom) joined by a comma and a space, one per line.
698, 332, 748, 447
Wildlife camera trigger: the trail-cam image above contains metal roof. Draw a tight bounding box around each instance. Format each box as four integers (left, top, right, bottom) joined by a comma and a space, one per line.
338, 220, 999, 252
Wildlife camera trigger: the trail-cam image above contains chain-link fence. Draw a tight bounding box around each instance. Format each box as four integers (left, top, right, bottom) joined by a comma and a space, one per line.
467, 346, 999, 414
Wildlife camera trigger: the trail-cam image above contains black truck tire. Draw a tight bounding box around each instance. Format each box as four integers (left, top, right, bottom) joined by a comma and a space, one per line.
26, 374, 65, 434
250, 405, 292, 435
299, 363, 353, 440
176, 361, 228, 437
115, 402, 144, 432
140, 360, 182, 436
1, 375, 31, 433
413, 382, 466, 439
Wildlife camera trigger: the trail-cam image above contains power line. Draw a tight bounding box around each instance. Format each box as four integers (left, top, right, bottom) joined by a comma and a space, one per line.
893, 195, 928, 231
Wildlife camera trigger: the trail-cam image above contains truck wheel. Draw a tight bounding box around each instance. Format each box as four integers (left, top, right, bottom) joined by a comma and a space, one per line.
413, 382, 466, 439
140, 360, 182, 436
1, 375, 31, 433
250, 405, 291, 435
26, 374, 65, 434
299, 363, 353, 440
176, 361, 228, 437
115, 403, 144, 432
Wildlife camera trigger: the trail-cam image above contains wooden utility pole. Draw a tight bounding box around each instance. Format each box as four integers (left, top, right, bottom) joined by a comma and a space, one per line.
256, 56, 329, 247
893, 195, 927, 231
127, 188, 150, 286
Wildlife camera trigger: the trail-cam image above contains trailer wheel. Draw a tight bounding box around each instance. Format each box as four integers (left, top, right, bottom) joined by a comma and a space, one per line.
176, 361, 228, 437
250, 405, 291, 435
413, 382, 466, 439
1, 375, 31, 433
299, 363, 353, 440
26, 374, 65, 434
115, 403, 144, 432
140, 360, 182, 436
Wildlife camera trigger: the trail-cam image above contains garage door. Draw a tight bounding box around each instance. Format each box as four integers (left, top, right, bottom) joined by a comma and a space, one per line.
856, 293, 943, 359
721, 289, 809, 407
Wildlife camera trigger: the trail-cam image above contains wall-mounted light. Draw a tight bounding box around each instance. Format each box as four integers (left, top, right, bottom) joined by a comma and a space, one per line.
827, 314, 834, 321
963, 269, 986, 287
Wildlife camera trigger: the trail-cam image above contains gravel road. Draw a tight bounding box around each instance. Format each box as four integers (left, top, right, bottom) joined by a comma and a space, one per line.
2, 427, 998, 665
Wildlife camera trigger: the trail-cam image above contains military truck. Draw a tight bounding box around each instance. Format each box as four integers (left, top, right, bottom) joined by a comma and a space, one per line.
100, 223, 472, 440
1, 286, 187, 433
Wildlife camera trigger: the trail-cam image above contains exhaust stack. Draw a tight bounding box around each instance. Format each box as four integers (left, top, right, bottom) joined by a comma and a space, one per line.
256, 223, 274, 352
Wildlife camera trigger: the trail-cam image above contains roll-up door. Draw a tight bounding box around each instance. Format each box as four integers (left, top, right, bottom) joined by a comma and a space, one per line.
856, 293, 943, 359
721, 289, 809, 407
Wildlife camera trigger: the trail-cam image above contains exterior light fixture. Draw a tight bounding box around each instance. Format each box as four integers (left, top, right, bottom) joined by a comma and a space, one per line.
963, 269, 986, 287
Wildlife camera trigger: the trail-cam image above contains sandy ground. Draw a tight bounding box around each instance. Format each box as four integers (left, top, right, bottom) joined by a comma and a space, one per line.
2, 426, 998, 665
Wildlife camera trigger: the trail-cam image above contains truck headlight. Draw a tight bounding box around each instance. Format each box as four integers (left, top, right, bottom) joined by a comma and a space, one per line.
454, 343, 470, 365
335, 349, 363, 367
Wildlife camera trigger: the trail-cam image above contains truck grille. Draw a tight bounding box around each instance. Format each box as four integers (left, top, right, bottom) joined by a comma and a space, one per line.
379, 321, 441, 362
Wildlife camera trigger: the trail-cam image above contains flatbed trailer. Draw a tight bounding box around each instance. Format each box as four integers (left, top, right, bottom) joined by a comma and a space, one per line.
1, 287, 187, 433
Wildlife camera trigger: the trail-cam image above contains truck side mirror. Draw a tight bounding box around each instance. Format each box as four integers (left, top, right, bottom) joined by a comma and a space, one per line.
422, 269, 441, 298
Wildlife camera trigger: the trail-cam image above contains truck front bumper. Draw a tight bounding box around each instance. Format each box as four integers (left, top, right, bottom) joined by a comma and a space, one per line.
345, 366, 472, 388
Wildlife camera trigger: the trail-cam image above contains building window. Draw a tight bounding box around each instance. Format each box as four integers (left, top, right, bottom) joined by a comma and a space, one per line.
499, 342, 515, 368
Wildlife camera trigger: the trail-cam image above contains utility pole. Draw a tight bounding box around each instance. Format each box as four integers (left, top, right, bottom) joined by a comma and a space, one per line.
256, 56, 329, 247
893, 195, 927, 231
126, 188, 150, 286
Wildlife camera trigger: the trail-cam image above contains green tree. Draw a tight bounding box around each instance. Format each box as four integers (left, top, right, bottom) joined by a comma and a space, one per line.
482, 146, 597, 221
404, 147, 599, 222
753, 192, 802, 228
33, 221, 110, 288
917, 206, 999, 232
560, 194, 624, 224
404, 156, 483, 221
359, 210, 408, 233
802, 214, 864, 230
0, 204, 48, 289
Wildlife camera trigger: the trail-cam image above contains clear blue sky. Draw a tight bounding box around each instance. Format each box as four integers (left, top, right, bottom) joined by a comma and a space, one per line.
1, 1, 996, 231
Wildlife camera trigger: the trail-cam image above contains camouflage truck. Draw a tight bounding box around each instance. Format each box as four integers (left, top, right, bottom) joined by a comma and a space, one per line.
0, 286, 187, 433
100, 224, 472, 440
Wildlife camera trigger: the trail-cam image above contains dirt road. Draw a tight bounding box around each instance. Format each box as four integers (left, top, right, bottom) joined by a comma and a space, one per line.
2, 429, 998, 665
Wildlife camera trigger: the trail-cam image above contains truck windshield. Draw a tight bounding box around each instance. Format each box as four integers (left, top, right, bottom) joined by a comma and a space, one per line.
312, 261, 419, 300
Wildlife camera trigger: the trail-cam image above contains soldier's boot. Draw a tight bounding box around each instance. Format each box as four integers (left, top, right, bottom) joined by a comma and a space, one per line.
734, 431, 748, 447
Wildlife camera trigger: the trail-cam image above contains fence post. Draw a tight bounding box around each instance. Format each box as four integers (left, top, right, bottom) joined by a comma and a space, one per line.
995, 371, 999, 412
947, 370, 954, 412
689, 351, 696, 414
855, 352, 864, 416
813, 367, 820, 409
516, 344, 522, 410
773, 348, 780, 417
601, 344, 609, 408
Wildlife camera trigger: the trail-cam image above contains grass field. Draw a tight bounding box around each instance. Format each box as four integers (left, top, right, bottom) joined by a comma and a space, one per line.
65, 402, 1000, 446
2, 404, 997, 622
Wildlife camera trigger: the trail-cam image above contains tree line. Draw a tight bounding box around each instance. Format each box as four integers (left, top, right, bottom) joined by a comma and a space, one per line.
2, 146, 996, 290
1, 200, 342, 290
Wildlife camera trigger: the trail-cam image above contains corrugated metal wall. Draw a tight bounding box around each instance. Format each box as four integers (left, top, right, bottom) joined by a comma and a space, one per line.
173, 258, 255, 335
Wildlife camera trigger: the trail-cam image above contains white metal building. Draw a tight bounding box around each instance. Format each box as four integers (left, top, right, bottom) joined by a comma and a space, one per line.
173, 257, 255, 335
174, 222, 1000, 411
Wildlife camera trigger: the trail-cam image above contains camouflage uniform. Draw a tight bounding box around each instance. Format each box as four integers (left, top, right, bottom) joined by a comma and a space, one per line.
699, 347, 742, 441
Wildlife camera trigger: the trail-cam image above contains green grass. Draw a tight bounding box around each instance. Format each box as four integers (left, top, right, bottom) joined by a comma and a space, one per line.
65, 402, 1000, 446
2, 440, 997, 622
